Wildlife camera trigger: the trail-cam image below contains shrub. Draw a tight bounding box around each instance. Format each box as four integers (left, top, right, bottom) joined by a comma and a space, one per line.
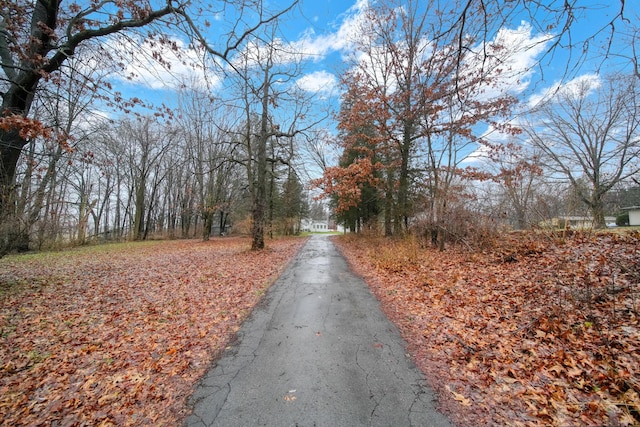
615, 212, 629, 226
410, 207, 503, 251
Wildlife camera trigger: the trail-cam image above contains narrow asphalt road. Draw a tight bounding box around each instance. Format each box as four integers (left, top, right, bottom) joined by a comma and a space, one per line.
185, 235, 452, 427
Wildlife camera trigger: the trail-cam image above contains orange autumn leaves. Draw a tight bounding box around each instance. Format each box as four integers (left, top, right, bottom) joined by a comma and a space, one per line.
2, 232, 638, 426
334, 231, 640, 427
311, 157, 379, 213
0, 237, 305, 426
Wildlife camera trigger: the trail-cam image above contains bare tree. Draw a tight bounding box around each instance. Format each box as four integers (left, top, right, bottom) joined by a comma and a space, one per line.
486, 142, 545, 229
229, 24, 316, 250
103, 117, 175, 240
524, 73, 640, 228
10, 49, 111, 249
430, 0, 630, 80
0, 0, 297, 254
88, 130, 118, 242
175, 88, 240, 240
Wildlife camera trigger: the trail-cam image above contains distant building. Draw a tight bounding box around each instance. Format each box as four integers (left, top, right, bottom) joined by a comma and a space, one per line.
301, 219, 329, 232
540, 216, 616, 229
300, 219, 344, 233
311, 220, 329, 231
622, 207, 640, 226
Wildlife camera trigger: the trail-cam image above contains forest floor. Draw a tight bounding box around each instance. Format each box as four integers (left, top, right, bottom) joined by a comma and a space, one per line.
0, 236, 306, 426
333, 230, 640, 427
2, 231, 638, 426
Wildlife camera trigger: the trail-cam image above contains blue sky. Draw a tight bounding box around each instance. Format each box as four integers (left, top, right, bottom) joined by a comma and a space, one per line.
112, 0, 362, 96
112, 0, 638, 104
106, 0, 639, 171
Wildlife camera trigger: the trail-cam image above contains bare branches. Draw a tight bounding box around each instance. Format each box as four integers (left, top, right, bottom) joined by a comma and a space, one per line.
523, 73, 640, 228
0, 0, 301, 252
46, 3, 178, 75
175, 1, 297, 62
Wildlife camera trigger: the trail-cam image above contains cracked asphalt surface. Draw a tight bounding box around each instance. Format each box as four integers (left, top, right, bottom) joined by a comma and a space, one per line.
185, 235, 452, 427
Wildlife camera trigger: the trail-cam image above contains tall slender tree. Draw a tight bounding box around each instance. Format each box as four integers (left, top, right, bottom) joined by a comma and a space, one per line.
229, 24, 316, 249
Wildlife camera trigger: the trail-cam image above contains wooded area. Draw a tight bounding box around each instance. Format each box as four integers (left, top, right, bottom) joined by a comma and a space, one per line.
0, 0, 313, 254
0, 0, 638, 255
1, 1, 639, 425
312, 1, 640, 248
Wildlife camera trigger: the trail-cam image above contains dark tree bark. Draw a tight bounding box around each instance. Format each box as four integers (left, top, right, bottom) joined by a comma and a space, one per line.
251, 63, 271, 250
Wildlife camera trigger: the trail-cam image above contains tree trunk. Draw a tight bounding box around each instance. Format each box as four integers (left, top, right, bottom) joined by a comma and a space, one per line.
384, 168, 394, 236
252, 128, 268, 249
268, 160, 275, 239
133, 180, 145, 240
218, 210, 225, 235
396, 122, 412, 235
0, 0, 60, 252
251, 60, 272, 251
203, 211, 213, 241
0, 130, 28, 255
252, 194, 266, 249
590, 197, 606, 229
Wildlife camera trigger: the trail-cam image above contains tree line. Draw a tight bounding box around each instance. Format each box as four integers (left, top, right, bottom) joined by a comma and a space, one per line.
1, 0, 637, 255
312, 0, 640, 249
10, 82, 312, 251
1, 0, 326, 254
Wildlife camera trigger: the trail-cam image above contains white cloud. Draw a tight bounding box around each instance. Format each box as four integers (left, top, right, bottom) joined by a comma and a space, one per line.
291, 0, 370, 61
106, 35, 222, 91
296, 70, 339, 96
227, 2, 370, 88
455, 24, 557, 164
464, 72, 603, 164
290, 28, 336, 61
230, 36, 306, 70
527, 73, 601, 108
342, 16, 553, 105
465, 22, 554, 100
461, 141, 493, 164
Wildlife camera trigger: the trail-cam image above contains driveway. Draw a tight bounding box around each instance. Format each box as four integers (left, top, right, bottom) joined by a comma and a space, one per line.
185, 235, 452, 427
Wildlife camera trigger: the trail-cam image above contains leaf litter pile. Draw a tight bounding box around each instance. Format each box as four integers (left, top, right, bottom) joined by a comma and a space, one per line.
334, 231, 640, 427
0, 237, 305, 426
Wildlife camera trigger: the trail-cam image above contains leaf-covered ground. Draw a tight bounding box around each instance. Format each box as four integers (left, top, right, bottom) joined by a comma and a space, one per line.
333, 231, 640, 427
0, 237, 305, 426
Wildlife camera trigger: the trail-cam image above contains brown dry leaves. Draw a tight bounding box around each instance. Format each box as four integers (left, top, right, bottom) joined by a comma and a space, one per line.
0, 237, 305, 426
334, 231, 640, 427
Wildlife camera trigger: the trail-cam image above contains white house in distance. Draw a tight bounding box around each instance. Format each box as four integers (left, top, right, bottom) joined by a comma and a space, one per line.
301, 218, 328, 232
540, 216, 616, 229
300, 218, 345, 233
623, 206, 640, 226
